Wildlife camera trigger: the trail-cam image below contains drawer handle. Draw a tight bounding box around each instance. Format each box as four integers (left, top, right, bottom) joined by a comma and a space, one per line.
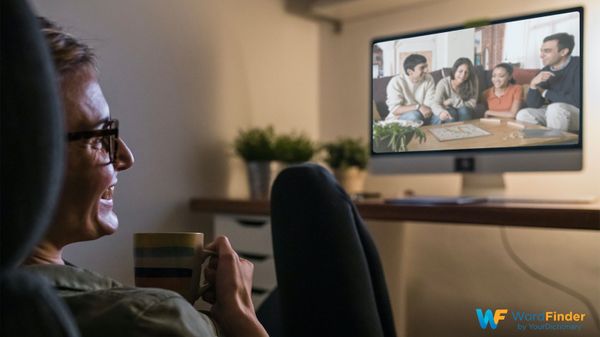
239, 252, 269, 261
251, 287, 269, 295
236, 219, 268, 227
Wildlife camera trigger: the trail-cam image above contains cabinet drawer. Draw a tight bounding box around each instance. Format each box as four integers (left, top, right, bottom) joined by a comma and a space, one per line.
252, 288, 275, 308
214, 214, 272, 256
248, 256, 276, 289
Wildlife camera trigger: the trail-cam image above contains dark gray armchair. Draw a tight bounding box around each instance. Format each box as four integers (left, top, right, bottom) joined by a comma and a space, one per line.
270, 164, 397, 337
1, 1, 79, 336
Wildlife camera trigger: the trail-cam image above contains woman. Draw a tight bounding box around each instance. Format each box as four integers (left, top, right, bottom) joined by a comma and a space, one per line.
25, 17, 268, 337
432, 57, 478, 124
483, 63, 523, 119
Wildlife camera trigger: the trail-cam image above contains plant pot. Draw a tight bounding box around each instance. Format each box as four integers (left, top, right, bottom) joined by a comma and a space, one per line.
333, 167, 367, 195
246, 161, 273, 200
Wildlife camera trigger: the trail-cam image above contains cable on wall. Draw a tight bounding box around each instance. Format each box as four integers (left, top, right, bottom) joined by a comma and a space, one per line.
500, 226, 600, 331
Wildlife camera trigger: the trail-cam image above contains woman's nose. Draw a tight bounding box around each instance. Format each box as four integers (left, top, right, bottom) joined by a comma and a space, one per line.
113, 137, 134, 171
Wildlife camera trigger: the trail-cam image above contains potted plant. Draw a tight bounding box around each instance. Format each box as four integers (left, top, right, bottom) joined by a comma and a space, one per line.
273, 132, 316, 165
322, 138, 368, 195
372, 120, 426, 152
234, 126, 277, 199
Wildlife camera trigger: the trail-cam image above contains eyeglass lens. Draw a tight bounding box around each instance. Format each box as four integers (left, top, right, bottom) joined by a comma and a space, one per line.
107, 120, 119, 164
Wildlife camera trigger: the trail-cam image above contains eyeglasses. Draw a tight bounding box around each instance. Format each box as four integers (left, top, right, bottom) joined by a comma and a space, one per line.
67, 119, 119, 164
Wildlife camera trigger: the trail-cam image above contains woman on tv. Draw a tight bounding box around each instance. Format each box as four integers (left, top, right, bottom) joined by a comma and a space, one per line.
483, 63, 523, 119
432, 57, 478, 124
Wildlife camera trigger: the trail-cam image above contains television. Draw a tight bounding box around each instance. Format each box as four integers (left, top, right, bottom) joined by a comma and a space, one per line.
369, 7, 583, 196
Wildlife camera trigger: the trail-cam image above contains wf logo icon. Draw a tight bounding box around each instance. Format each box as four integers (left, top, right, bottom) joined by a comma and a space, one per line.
476, 308, 508, 329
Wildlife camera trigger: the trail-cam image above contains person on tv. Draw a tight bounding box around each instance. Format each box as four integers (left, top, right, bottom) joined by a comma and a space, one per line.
431, 57, 478, 124
516, 32, 580, 132
385, 53, 435, 124
24, 17, 269, 337
482, 63, 523, 119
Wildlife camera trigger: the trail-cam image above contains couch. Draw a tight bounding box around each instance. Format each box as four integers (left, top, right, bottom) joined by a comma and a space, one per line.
373, 65, 539, 120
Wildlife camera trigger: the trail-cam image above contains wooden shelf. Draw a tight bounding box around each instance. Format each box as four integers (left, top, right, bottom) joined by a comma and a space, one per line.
190, 197, 600, 231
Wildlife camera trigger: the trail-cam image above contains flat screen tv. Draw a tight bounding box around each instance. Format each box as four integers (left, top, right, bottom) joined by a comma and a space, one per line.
369, 7, 583, 186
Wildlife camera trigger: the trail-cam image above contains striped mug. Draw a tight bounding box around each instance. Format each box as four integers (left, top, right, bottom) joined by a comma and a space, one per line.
134, 232, 214, 303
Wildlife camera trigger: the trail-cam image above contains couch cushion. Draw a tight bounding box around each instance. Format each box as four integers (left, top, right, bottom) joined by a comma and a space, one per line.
373, 76, 393, 119
513, 68, 538, 85
373, 66, 540, 120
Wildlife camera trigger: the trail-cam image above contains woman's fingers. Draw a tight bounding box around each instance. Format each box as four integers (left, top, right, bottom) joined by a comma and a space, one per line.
202, 289, 216, 304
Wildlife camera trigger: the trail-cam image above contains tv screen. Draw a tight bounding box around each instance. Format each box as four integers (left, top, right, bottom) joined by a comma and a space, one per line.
371, 7, 582, 156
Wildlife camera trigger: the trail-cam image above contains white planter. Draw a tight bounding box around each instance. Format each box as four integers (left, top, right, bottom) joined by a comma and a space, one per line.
246, 161, 273, 200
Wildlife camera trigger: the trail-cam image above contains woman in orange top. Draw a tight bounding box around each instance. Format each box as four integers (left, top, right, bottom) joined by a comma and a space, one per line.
483, 63, 523, 119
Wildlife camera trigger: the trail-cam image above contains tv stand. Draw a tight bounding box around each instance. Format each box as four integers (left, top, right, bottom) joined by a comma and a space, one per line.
460, 173, 597, 204
461, 173, 505, 196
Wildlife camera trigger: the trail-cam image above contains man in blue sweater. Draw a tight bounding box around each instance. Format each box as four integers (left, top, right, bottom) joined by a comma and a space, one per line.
516, 33, 580, 132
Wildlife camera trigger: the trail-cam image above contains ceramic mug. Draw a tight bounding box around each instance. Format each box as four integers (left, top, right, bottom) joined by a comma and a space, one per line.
133, 232, 214, 303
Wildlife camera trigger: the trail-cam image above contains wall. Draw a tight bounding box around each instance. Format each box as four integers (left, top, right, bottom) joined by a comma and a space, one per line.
31, 0, 320, 285
443, 29, 474, 68
319, 0, 599, 336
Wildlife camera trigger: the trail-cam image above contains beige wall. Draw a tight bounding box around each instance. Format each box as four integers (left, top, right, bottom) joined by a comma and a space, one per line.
319, 0, 599, 336
32, 0, 320, 284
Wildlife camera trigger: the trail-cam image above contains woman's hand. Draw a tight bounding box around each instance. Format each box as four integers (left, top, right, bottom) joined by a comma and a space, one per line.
203, 236, 268, 337
443, 98, 453, 107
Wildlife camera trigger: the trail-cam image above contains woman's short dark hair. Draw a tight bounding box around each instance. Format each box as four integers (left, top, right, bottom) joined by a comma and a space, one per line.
493, 63, 516, 84
450, 57, 477, 100
38, 17, 97, 78
403, 54, 427, 75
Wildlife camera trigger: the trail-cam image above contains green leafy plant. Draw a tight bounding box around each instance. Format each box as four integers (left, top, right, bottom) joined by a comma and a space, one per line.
322, 138, 368, 170
233, 126, 276, 161
372, 121, 426, 152
273, 132, 316, 164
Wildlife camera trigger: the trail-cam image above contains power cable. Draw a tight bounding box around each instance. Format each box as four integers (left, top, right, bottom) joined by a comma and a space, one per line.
500, 226, 600, 331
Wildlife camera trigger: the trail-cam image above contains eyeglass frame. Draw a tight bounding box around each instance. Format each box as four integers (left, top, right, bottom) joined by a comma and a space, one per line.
66, 119, 119, 164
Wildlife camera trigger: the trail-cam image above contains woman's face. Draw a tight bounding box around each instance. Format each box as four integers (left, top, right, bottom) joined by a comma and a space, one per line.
454, 64, 469, 84
50, 69, 134, 245
492, 67, 510, 89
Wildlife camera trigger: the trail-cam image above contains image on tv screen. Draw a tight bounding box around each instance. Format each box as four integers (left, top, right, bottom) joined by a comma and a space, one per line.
371, 9, 581, 154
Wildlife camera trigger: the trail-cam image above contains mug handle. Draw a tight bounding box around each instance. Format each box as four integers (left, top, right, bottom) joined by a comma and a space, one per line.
198, 249, 217, 296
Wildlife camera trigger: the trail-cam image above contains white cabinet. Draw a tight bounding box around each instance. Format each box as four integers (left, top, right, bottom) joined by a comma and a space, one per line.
213, 214, 276, 306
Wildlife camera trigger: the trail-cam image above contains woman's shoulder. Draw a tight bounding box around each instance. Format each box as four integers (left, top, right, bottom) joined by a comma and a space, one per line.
507, 84, 523, 96
24, 263, 124, 292
436, 76, 452, 88
482, 87, 493, 98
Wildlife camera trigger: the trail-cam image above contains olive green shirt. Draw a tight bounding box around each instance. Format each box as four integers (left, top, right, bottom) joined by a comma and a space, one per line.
25, 264, 219, 337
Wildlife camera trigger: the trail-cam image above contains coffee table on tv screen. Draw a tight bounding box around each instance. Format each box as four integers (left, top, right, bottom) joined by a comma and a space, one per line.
406, 119, 578, 152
